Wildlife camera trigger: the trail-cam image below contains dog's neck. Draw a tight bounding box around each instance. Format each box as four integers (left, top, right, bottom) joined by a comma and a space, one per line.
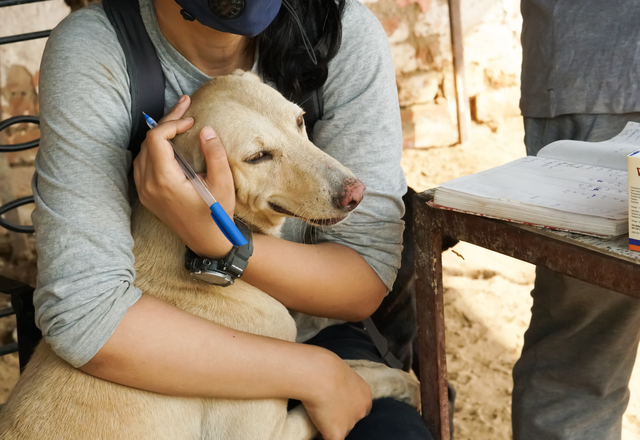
234, 204, 285, 237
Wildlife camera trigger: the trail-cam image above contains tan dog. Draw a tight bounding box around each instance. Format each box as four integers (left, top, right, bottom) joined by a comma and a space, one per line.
0, 70, 419, 440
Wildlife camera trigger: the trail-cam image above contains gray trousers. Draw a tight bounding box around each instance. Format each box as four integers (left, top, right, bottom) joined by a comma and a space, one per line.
512, 113, 640, 440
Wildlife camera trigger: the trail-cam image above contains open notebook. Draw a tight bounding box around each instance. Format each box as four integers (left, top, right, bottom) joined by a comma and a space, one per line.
432, 122, 640, 238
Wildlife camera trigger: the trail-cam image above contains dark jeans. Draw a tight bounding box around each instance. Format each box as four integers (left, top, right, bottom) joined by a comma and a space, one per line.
300, 322, 435, 440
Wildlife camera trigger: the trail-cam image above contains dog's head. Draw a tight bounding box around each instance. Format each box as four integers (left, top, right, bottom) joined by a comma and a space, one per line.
174, 70, 365, 234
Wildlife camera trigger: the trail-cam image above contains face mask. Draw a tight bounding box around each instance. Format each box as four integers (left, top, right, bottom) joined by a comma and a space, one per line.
175, 0, 282, 37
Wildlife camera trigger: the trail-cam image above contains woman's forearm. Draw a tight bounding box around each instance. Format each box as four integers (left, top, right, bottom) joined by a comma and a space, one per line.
80, 294, 337, 401
241, 234, 387, 321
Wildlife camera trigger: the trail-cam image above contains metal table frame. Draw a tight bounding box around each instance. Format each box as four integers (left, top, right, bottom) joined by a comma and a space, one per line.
413, 190, 640, 440
0, 0, 50, 371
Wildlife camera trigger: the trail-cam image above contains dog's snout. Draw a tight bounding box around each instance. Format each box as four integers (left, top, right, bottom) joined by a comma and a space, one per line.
335, 179, 365, 212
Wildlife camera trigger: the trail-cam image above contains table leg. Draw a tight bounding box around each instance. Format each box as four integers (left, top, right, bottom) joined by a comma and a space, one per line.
414, 200, 450, 440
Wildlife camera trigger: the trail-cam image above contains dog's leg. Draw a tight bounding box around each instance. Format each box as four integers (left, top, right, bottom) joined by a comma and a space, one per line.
345, 359, 421, 410
272, 405, 318, 440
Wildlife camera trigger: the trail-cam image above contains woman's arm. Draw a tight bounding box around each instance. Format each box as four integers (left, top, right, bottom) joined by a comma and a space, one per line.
80, 294, 361, 401
82, 294, 372, 440
244, 236, 387, 321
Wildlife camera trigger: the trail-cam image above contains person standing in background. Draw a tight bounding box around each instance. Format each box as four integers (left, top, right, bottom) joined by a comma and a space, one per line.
514, 1, 640, 439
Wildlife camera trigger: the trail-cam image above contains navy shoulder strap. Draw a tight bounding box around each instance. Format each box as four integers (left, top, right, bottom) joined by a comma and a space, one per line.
102, 0, 165, 159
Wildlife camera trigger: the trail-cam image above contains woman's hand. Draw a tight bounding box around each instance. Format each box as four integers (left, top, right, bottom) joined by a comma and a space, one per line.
302, 354, 373, 440
133, 95, 235, 258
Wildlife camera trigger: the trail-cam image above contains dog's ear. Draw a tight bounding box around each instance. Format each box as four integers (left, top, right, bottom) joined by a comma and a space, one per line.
231, 69, 263, 83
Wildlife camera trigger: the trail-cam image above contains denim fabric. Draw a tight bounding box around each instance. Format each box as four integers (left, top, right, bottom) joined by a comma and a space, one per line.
303, 322, 435, 440
347, 397, 434, 440
513, 114, 640, 440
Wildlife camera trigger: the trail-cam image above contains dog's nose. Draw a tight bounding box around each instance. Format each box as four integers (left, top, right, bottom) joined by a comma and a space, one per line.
335, 179, 366, 212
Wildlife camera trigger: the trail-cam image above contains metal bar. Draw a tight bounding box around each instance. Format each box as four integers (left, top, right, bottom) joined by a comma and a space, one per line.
447, 0, 471, 144
0, 274, 33, 297
9, 283, 41, 371
0, 115, 40, 152
0, 342, 18, 357
421, 202, 640, 298
0, 0, 53, 7
0, 0, 50, 372
0, 30, 51, 45
0, 306, 15, 319
414, 194, 450, 440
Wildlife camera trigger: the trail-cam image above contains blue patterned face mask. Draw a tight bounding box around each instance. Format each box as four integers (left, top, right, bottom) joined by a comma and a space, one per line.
175, 0, 282, 37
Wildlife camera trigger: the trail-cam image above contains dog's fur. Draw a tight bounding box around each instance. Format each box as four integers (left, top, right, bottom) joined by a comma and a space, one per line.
0, 71, 419, 440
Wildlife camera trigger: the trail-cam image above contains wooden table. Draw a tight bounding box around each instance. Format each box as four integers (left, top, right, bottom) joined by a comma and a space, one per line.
413, 189, 640, 440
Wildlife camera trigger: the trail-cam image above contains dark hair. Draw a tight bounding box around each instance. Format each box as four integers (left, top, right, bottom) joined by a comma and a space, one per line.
257, 0, 346, 99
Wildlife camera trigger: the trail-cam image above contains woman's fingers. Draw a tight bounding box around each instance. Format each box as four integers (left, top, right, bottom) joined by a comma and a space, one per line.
200, 126, 235, 217
135, 94, 194, 180
148, 117, 195, 148
159, 94, 191, 123
303, 357, 372, 440
133, 97, 195, 204
138, 118, 195, 187
132, 105, 235, 259
138, 93, 193, 176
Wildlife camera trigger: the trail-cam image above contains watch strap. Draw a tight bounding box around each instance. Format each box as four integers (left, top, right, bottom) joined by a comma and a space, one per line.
220, 219, 253, 277
184, 219, 253, 285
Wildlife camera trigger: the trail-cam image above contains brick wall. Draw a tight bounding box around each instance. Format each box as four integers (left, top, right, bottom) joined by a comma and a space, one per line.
365, 0, 522, 147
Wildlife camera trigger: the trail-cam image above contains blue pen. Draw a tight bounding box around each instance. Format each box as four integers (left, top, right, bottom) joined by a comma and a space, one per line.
143, 112, 247, 247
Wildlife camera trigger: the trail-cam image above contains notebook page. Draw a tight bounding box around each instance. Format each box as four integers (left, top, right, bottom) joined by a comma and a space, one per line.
537, 121, 640, 171
438, 156, 628, 219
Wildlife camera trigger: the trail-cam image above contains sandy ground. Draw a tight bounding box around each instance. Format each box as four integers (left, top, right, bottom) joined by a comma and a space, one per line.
1, 116, 640, 439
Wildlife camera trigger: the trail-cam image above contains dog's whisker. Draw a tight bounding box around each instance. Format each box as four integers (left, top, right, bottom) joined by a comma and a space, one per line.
299, 206, 314, 245
292, 205, 309, 243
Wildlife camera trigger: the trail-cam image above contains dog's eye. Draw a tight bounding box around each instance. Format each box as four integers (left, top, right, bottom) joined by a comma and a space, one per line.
246, 151, 272, 163
297, 114, 305, 129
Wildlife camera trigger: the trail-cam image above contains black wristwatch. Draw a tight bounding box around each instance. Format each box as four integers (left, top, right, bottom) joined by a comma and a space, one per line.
184, 220, 253, 287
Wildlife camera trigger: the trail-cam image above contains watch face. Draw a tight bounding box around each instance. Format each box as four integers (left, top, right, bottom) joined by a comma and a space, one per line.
190, 270, 234, 286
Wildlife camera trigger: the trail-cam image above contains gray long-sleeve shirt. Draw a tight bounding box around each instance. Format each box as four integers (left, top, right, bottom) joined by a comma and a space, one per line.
33, 0, 406, 367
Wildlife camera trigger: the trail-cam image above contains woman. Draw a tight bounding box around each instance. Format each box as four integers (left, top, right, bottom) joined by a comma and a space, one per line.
33, 0, 430, 438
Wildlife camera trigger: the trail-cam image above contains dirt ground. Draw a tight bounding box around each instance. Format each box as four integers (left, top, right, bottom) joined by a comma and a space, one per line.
1, 116, 640, 439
